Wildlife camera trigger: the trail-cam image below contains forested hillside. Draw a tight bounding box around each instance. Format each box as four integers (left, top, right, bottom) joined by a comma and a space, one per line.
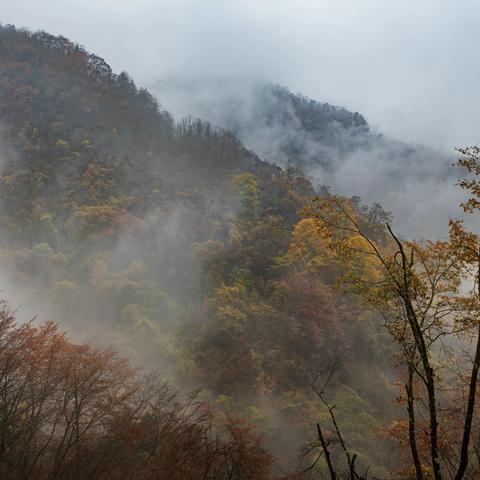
153, 78, 461, 237
0, 25, 411, 478
154, 78, 369, 170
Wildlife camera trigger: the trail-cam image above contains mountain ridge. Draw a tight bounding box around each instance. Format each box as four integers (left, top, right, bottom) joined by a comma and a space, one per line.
153, 77, 461, 237
0, 24, 400, 476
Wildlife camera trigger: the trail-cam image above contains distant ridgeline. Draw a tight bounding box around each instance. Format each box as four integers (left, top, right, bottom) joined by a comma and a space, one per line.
153, 77, 375, 170
152, 76, 438, 172
0, 25, 399, 476
152, 77, 457, 238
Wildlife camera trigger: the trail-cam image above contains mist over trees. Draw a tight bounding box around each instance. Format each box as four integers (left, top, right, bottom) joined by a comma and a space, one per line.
0, 24, 480, 480
153, 78, 463, 237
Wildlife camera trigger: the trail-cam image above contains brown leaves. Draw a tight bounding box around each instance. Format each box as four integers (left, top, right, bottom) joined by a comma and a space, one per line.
0, 302, 274, 480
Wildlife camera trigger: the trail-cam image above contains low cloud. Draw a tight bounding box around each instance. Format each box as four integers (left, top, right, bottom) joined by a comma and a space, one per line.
2, 0, 480, 150
153, 78, 466, 238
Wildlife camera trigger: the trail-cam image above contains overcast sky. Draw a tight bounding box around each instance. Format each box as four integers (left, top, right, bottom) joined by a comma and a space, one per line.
1, 0, 479, 151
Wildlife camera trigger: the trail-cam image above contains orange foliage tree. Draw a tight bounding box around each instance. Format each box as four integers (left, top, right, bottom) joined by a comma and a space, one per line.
0, 301, 273, 480
302, 147, 480, 480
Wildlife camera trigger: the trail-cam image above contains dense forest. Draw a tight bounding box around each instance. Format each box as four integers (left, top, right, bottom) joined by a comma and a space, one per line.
1, 24, 480, 480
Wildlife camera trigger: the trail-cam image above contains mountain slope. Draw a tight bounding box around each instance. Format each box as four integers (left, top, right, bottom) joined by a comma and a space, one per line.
0, 25, 400, 475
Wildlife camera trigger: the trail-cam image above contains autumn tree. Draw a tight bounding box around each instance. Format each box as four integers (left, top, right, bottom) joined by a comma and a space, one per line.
303, 147, 480, 480
0, 301, 274, 480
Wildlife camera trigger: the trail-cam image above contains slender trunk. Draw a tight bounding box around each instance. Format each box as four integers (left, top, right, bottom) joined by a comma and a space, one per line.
349, 454, 357, 480
454, 262, 480, 480
406, 303, 442, 480
406, 363, 424, 480
317, 423, 336, 480
388, 227, 442, 480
